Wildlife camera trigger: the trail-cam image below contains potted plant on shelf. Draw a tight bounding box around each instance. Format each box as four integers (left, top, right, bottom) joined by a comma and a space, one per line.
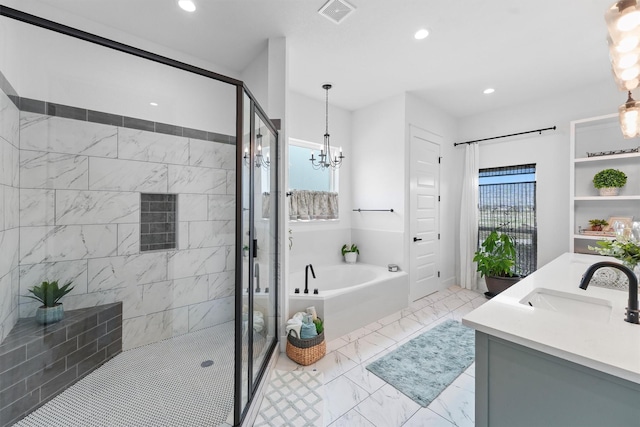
593, 168, 627, 196
588, 219, 609, 231
341, 244, 359, 264
473, 229, 521, 296
25, 280, 74, 325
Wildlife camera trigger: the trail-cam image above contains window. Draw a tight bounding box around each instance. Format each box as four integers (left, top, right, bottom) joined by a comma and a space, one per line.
478, 164, 537, 276
288, 138, 339, 221
288, 138, 338, 192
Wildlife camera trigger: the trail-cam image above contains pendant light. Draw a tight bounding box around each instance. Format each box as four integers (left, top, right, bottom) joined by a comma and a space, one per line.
309, 84, 344, 170
619, 91, 640, 138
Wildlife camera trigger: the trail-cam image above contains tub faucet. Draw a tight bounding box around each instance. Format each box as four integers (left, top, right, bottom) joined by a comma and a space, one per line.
579, 261, 639, 324
305, 264, 316, 294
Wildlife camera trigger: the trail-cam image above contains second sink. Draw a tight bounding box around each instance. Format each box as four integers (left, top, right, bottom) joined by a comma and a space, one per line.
519, 288, 612, 322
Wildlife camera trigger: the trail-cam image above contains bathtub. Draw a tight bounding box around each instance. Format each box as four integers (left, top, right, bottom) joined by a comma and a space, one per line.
288, 264, 409, 341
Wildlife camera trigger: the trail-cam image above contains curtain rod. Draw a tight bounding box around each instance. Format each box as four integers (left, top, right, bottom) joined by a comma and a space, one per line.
453, 126, 556, 147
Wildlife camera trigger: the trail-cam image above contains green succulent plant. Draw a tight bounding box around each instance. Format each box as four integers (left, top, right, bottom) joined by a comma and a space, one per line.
341, 244, 359, 255
26, 280, 74, 307
593, 169, 627, 189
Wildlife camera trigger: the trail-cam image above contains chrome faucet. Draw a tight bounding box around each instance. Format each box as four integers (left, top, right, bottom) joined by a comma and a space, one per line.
579, 262, 639, 324
305, 264, 315, 294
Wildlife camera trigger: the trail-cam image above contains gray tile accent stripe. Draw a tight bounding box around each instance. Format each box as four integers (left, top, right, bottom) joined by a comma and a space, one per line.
0, 68, 18, 105
10, 93, 236, 144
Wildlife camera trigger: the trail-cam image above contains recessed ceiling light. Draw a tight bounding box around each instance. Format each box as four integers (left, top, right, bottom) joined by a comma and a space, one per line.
483, 88, 495, 94
414, 29, 429, 40
150, 102, 159, 107
178, 0, 196, 12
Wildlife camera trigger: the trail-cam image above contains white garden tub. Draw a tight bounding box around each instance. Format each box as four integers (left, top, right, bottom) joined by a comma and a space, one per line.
288, 263, 409, 340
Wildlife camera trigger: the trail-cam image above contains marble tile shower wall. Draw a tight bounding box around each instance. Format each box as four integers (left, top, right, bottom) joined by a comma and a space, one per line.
0, 87, 20, 344
17, 111, 237, 350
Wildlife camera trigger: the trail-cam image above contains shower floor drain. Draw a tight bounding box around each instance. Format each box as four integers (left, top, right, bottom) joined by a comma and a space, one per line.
201, 360, 214, 368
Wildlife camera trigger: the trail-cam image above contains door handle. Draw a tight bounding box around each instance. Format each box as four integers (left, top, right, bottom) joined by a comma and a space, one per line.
413, 237, 422, 242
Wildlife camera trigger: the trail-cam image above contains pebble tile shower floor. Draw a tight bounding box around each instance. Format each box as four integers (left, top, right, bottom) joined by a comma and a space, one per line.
14, 321, 266, 427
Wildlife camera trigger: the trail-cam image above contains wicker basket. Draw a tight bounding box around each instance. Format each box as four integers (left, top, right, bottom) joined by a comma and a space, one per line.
286, 331, 326, 365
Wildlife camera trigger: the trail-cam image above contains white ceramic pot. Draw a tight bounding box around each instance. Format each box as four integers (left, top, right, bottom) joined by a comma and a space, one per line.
344, 252, 358, 264
599, 187, 619, 196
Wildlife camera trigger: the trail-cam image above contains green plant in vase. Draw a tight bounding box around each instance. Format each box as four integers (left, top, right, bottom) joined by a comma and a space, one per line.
588, 219, 609, 231
341, 243, 359, 264
593, 168, 627, 196
473, 229, 521, 295
26, 280, 74, 325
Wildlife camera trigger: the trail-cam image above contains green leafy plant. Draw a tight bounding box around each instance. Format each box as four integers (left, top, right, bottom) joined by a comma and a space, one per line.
588, 219, 609, 231
593, 168, 627, 189
473, 230, 517, 278
26, 281, 74, 307
313, 317, 324, 334
589, 237, 640, 269
341, 244, 359, 255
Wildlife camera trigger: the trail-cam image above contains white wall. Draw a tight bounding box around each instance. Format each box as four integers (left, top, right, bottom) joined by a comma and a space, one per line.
287, 91, 353, 273
350, 94, 405, 270
241, 46, 269, 110
457, 79, 623, 270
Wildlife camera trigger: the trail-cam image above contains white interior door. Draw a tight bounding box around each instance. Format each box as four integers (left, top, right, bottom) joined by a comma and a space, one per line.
409, 126, 441, 301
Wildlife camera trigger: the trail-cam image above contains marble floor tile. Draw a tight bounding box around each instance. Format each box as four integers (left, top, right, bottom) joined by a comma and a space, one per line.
433, 293, 468, 313
341, 326, 370, 343
314, 350, 358, 383
427, 372, 475, 427
323, 376, 369, 425
403, 408, 456, 427
343, 363, 386, 394
274, 354, 308, 372
363, 319, 385, 332
354, 384, 420, 427
464, 363, 476, 378
377, 310, 402, 325
328, 409, 376, 427
327, 337, 348, 352
337, 331, 396, 364
376, 317, 423, 342
406, 305, 440, 326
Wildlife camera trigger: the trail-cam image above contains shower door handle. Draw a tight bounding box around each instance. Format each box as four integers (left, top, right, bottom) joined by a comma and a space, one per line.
413, 237, 422, 242
253, 239, 258, 257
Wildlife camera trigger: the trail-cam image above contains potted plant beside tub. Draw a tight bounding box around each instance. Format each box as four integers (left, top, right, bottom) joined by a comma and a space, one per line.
593, 168, 627, 196
473, 230, 521, 297
341, 244, 359, 264
26, 280, 74, 325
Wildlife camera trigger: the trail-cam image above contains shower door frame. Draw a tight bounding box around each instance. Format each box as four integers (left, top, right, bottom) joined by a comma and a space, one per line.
0, 6, 279, 427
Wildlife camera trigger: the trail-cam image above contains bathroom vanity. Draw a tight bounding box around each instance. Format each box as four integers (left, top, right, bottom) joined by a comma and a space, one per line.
463, 253, 640, 427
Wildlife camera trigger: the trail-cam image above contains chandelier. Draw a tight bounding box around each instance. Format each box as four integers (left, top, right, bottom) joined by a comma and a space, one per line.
243, 130, 270, 169
605, 0, 640, 137
310, 83, 344, 169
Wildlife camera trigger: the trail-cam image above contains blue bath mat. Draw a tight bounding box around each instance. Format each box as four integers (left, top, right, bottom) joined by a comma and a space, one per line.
366, 319, 474, 407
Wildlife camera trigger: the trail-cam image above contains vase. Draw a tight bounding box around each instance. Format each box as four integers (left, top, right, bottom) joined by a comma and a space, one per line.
599, 187, 619, 196
35, 304, 65, 325
344, 252, 358, 264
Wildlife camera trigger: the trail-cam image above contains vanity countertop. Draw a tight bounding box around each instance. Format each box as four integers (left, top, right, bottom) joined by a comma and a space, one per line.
462, 252, 640, 384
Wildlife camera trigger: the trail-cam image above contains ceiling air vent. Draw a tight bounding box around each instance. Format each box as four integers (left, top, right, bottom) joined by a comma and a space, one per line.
318, 0, 356, 24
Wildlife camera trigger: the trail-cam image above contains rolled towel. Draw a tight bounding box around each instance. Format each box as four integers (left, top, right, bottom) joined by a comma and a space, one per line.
300, 321, 318, 339
286, 323, 301, 338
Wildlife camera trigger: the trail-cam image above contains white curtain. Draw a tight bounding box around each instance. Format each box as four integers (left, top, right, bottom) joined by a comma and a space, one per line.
459, 143, 479, 290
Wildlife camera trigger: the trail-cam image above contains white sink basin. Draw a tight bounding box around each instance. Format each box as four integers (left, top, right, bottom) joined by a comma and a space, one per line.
519, 288, 613, 322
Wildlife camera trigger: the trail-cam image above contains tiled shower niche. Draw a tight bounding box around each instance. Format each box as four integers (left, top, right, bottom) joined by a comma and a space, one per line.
140, 194, 177, 251
12, 98, 237, 351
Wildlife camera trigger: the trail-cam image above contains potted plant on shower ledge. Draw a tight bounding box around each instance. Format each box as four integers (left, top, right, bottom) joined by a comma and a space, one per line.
473, 229, 521, 297
341, 244, 359, 264
26, 280, 75, 325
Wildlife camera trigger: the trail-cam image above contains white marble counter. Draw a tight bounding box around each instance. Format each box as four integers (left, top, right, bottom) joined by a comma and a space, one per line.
462, 252, 640, 384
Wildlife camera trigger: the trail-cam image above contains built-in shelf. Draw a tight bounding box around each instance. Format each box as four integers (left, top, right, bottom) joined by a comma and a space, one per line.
574, 151, 640, 163
573, 234, 616, 241
574, 195, 640, 201
569, 113, 640, 253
